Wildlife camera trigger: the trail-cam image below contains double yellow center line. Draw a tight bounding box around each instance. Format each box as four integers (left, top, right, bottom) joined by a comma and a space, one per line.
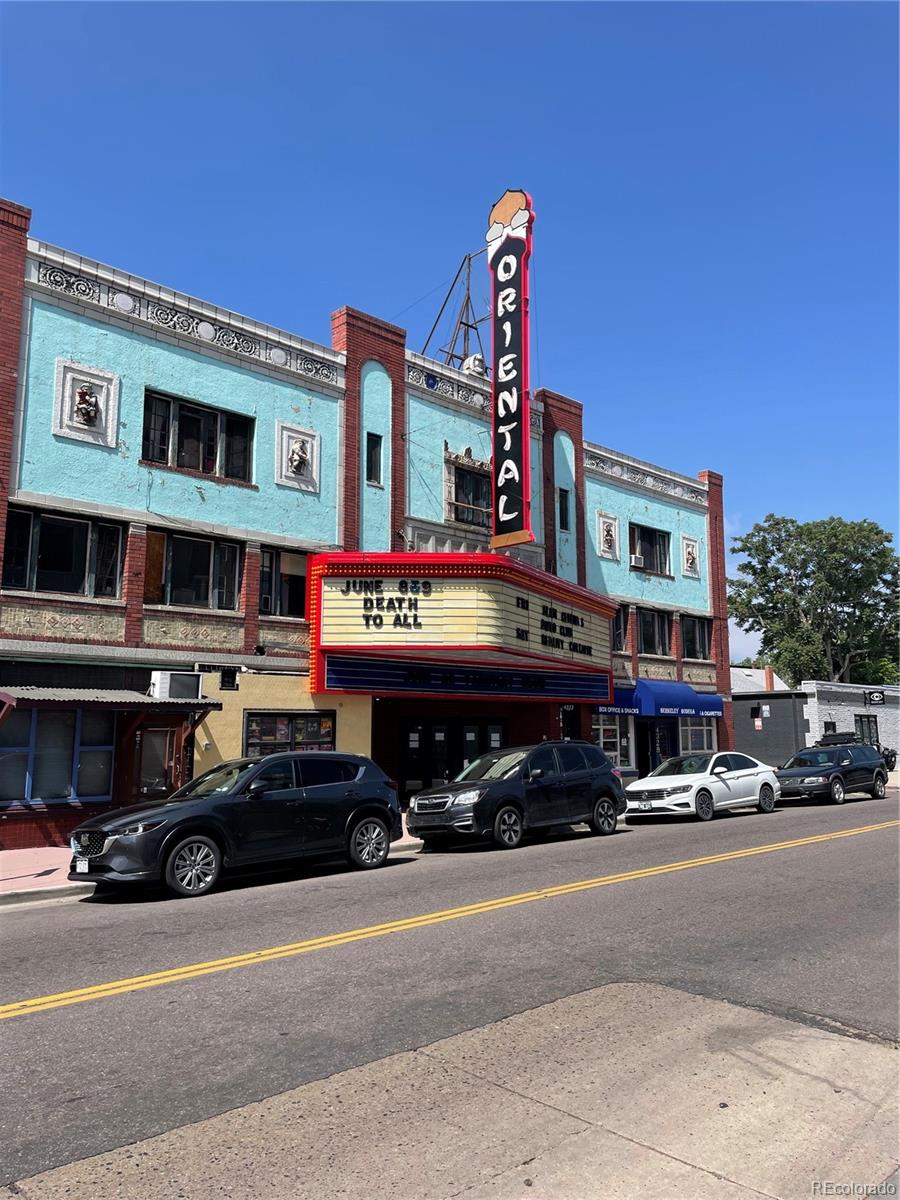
2, 818, 896, 1021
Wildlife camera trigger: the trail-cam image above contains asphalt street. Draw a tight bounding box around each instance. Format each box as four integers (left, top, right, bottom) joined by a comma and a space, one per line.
2, 791, 898, 1187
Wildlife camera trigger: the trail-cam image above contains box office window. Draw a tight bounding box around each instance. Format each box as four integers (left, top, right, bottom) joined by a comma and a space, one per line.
244, 712, 335, 757
592, 713, 632, 769
259, 549, 307, 617
1, 509, 123, 598
637, 608, 671, 656
682, 616, 712, 660
0, 707, 116, 806
452, 466, 491, 529
144, 531, 241, 610
142, 391, 253, 484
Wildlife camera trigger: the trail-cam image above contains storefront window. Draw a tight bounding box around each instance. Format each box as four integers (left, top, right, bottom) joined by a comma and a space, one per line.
680, 717, 716, 753
244, 711, 335, 757
593, 712, 632, 768
0, 708, 116, 805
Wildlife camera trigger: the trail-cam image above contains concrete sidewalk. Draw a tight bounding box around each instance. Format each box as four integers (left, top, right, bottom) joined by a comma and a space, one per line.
0, 819, 424, 906
4, 982, 896, 1199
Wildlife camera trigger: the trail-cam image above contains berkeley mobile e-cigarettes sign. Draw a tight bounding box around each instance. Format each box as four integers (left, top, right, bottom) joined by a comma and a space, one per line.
486, 189, 535, 550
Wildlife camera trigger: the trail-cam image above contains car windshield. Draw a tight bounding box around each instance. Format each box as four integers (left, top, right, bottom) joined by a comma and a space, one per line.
650, 755, 713, 777
783, 750, 838, 769
454, 751, 527, 782
169, 760, 258, 798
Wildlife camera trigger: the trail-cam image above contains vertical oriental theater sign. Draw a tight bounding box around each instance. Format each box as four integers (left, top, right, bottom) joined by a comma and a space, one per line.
486, 189, 536, 550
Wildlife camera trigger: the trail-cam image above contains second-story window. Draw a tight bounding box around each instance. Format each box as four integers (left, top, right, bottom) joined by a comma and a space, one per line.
1, 508, 123, 598
259, 549, 307, 617
143, 531, 241, 610
141, 391, 254, 484
629, 523, 670, 575
612, 607, 629, 652
366, 433, 383, 485
682, 615, 712, 660
637, 608, 671, 656
558, 488, 571, 532
453, 466, 491, 528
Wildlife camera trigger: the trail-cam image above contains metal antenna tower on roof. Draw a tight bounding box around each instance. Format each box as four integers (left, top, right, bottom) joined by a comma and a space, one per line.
421, 249, 490, 376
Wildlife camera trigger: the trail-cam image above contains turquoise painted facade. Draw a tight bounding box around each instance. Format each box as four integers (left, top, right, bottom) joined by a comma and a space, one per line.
360, 361, 391, 551
553, 431, 577, 582
406, 393, 543, 538
20, 301, 341, 544
584, 473, 710, 612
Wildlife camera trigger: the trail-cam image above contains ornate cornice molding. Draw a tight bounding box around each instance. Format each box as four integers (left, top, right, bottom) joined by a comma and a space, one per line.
405, 354, 543, 432
27, 242, 344, 392
584, 445, 708, 507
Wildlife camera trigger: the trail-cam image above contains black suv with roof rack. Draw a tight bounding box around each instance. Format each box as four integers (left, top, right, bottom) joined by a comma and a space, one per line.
775, 740, 888, 805
406, 741, 627, 850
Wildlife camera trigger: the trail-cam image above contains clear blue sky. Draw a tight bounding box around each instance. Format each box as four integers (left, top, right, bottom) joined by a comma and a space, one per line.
1, 2, 896, 596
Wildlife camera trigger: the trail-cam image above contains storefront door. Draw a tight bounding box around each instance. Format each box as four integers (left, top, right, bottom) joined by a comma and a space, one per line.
400, 718, 506, 804
635, 717, 679, 778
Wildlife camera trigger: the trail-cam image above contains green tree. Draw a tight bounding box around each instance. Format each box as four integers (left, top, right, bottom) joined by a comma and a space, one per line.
729, 515, 899, 688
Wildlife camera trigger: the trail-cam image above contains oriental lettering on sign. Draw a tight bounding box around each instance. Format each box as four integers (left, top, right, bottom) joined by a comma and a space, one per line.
486, 189, 535, 550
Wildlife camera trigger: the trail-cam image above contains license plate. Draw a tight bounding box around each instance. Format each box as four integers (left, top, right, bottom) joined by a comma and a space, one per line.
639, 802, 652, 811
75, 858, 90, 873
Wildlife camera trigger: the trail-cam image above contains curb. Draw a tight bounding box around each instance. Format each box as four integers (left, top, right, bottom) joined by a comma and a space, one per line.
0, 882, 95, 908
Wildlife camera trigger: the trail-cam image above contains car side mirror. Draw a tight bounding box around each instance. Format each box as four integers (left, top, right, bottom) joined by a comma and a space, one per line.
246, 778, 269, 797
529, 767, 544, 781
839, 758, 852, 767
712, 765, 728, 775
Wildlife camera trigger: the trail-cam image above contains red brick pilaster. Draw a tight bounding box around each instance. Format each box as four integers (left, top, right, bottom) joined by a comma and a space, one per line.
672, 611, 683, 680
331, 308, 407, 551
0, 199, 31, 569
535, 389, 586, 585
626, 603, 639, 682
699, 469, 733, 749
241, 541, 261, 653
122, 523, 147, 646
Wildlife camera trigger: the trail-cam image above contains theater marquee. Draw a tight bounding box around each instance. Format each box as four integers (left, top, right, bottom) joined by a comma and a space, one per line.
308, 553, 616, 703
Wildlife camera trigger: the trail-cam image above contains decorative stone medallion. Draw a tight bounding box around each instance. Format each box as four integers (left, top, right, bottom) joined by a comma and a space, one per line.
275, 421, 320, 493
598, 512, 619, 560
682, 536, 700, 576
53, 360, 120, 448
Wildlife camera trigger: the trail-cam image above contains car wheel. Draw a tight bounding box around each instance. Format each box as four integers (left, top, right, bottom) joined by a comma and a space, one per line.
757, 783, 776, 814
164, 835, 221, 898
694, 791, 715, 822
830, 777, 846, 805
870, 775, 886, 800
348, 817, 390, 869
493, 805, 524, 849
590, 796, 617, 836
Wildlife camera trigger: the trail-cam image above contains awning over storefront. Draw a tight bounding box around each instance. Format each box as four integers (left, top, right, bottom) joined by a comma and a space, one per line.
0, 687, 222, 715
604, 681, 723, 718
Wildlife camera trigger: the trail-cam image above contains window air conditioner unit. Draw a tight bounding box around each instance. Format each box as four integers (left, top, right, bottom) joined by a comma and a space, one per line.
630, 554, 644, 568
150, 670, 202, 700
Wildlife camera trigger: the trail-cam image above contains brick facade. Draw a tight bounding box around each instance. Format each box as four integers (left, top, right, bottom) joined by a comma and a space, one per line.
0, 199, 31, 573
699, 469, 734, 748
331, 307, 407, 551
536, 388, 587, 586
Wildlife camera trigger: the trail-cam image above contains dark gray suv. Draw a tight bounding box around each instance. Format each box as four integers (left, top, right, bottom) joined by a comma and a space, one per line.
67, 752, 403, 897
406, 741, 627, 850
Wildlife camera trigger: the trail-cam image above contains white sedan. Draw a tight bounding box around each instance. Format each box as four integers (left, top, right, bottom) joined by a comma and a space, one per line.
625, 752, 780, 822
